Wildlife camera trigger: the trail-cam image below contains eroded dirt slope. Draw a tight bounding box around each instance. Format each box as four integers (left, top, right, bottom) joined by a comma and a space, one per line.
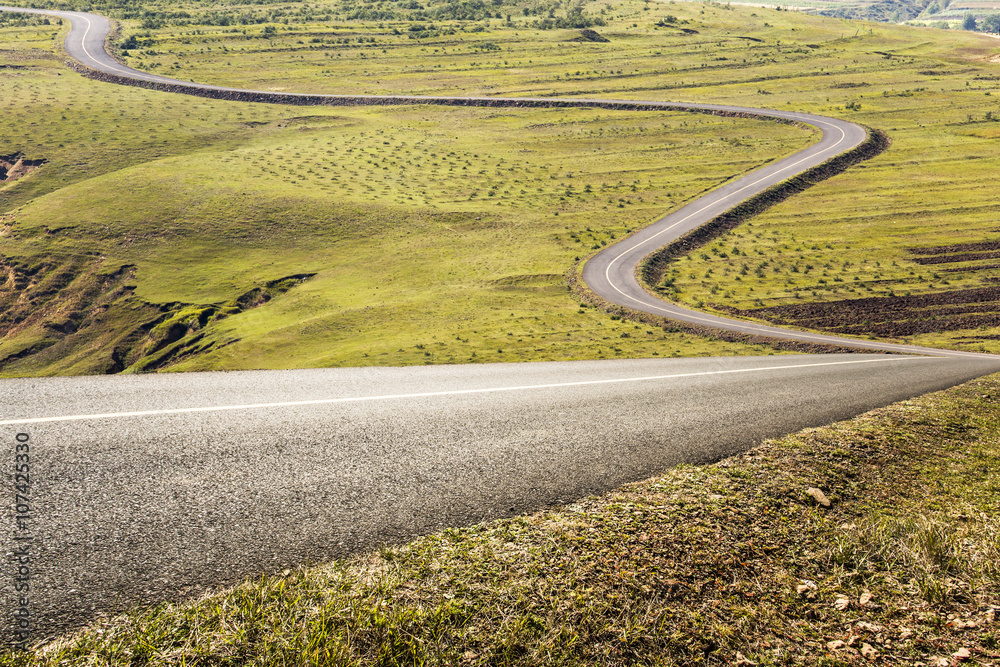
0, 253, 312, 376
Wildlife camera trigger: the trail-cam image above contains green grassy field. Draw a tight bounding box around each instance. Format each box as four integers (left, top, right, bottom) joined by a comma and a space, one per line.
0, 17, 812, 375
4, 0, 1000, 373
109, 0, 1000, 356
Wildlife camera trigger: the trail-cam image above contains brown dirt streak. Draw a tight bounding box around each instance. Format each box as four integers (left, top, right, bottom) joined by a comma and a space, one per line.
567, 261, 888, 354
942, 262, 1000, 273
911, 250, 1000, 265
908, 239, 1000, 255
727, 286, 1000, 337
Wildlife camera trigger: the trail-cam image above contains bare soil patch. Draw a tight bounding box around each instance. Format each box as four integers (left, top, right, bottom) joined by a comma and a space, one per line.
0, 253, 314, 375
911, 250, 1000, 265
909, 240, 1000, 255
725, 286, 1000, 337
907, 240, 1000, 270
942, 262, 1000, 273
0, 152, 45, 184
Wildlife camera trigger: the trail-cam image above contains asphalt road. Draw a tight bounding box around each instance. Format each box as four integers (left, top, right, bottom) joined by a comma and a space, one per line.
2, 4, 999, 645
3, 354, 1000, 640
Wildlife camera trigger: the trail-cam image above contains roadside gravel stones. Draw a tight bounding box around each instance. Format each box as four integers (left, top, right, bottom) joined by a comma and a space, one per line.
805, 487, 832, 507
796, 579, 818, 599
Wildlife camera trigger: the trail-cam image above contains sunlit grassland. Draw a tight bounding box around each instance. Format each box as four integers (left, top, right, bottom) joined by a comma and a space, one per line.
0, 20, 809, 374
109, 0, 997, 101
52, 106, 806, 371
5, 0, 1000, 373
0, 40, 276, 210
99, 0, 1000, 354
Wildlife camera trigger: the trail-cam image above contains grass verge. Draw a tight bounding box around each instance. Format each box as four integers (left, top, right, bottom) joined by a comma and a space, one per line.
9, 372, 1000, 665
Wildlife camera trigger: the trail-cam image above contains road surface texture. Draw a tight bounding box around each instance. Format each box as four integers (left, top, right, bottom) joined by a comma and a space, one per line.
2, 4, 999, 643
3, 355, 1000, 640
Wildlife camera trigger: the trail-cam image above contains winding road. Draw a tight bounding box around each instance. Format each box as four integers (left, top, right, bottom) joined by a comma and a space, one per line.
2, 4, 1000, 644
1, 5, 986, 357
0, 7, 978, 356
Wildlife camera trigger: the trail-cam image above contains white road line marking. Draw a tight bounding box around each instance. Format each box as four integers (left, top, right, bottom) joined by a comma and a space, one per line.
76, 13, 157, 80
0, 357, 927, 425
602, 123, 849, 303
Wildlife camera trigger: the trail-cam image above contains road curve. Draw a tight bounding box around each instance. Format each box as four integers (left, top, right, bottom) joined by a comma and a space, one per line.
3, 5, 988, 359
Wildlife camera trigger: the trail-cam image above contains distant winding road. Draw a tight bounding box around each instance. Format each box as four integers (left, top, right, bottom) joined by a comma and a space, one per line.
0, 4, 913, 353
0, 5, 988, 357
2, 5, 1000, 644
2, 5, 988, 357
